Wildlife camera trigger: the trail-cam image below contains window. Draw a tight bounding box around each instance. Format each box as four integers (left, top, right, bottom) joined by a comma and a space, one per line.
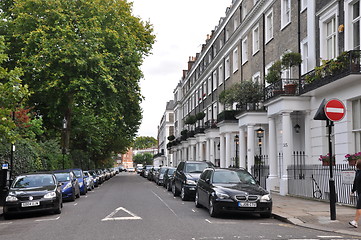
352, 99, 361, 152
326, 17, 337, 59
207, 77, 212, 95
233, 48, 239, 72
241, 4, 247, 21
218, 64, 224, 86
265, 62, 273, 87
281, 0, 291, 29
242, 37, 248, 64
225, 56, 231, 79
212, 71, 217, 91
353, 1, 361, 50
203, 82, 207, 99
301, 38, 308, 74
169, 126, 174, 136
252, 72, 260, 84
265, 9, 273, 43
226, 27, 230, 41
234, 16, 239, 31
319, 4, 338, 60
168, 113, 174, 122
252, 25, 260, 55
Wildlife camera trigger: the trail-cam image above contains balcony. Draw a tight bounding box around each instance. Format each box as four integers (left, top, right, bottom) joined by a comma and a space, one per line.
264, 78, 302, 101
217, 110, 240, 122
301, 50, 361, 94
205, 119, 218, 129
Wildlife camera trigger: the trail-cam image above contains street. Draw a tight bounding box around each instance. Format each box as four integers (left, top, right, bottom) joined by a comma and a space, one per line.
0, 172, 358, 240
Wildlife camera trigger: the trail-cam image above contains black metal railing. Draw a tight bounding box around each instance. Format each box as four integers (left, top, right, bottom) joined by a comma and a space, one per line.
195, 126, 205, 134
264, 78, 302, 101
301, 50, 361, 94
217, 110, 240, 122
204, 119, 218, 129
288, 163, 356, 206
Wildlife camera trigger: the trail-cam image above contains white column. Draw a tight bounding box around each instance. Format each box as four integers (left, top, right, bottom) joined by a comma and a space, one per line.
225, 132, 232, 168
280, 111, 292, 196
247, 125, 255, 173
195, 143, 199, 161
199, 142, 204, 161
220, 134, 225, 168
304, 110, 311, 163
239, 128, 246, 168
206, 139, 210, 161
189, 145, 194, 161
267, 117, 278, 192
210, 138, 215, 165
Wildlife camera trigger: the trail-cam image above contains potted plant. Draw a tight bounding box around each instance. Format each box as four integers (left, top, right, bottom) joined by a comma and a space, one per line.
345, 152, 361, 166
319, 154, 335, 166
281, 52, 302, 94
266, 60, 282, 85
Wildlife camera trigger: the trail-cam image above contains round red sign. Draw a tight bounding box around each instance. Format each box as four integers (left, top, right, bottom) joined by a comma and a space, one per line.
324, 99, 346, 122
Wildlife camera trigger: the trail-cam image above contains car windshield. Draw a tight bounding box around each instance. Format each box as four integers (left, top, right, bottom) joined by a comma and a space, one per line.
13, 175, 55, 188
72, 170, 82, 178
159, 168, 167, 174
212, 170, 257, 185
185, 163, 209, 173
54, 173, 70, 182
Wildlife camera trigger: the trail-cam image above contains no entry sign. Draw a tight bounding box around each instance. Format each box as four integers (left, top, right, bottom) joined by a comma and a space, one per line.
324, 99, 346, 122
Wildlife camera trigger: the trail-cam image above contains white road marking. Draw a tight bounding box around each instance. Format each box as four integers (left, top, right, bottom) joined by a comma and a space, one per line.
152, 191, 178, 217
35, 216, 60, 222
0, 222, 13, 225
101, 207, 142, 221
74, 203, 78, 206
318, 236, 343, 238
191, 209, 196, 212
205, 219, 212, 224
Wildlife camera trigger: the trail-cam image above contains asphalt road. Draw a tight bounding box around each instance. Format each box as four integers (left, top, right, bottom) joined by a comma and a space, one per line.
0, 172, 357, 240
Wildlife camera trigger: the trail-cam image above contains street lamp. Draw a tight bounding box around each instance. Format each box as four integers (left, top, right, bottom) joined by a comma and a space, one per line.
234, 135, 239, 168
255, 127, 264, 181
62, 117, 67, 169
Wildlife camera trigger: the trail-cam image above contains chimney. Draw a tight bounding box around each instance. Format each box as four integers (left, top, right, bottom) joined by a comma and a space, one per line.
188, 56, 195, 71
183, 70, 188, 78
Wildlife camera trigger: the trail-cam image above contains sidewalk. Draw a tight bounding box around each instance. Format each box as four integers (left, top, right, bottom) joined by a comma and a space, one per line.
272, 193, 361, 237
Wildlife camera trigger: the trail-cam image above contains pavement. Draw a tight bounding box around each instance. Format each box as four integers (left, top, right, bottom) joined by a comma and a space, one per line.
0, 193, 361, 237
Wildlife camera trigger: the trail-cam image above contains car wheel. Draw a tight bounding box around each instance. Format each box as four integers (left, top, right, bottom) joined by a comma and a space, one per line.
70, 189, 76, 201
54, 202, 62, 214
181, 185, 188, 201
172, 183, 179, 196
195, 191, 202, 208
260, 212, 272, 218
167, 182, 172, 191
76, 188, 80, 198
209, 198, 219, 217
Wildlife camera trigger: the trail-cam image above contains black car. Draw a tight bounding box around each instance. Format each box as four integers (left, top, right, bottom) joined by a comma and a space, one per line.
147, 167, 160, 181
172, 161, 214, 201
195, 168, 272, 218
163, 167, 176, 191
155, 167, 169, 186
3, 173, 63, 219
140, 165, 153, 178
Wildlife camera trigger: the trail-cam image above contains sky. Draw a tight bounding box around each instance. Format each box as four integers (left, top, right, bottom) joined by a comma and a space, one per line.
131, 0, 232, 138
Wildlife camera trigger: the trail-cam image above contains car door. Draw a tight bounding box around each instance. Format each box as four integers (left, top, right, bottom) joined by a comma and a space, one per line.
197, 170, 211, 206
175, 162, 185, 191
203, 169, 214, 206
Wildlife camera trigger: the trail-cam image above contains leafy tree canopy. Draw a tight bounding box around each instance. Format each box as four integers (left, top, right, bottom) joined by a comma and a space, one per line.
133, 152, 153, 165
133, 136, 157, 150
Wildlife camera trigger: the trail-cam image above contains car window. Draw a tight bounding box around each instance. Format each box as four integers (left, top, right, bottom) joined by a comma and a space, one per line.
13, 175, 54, 188
185, 162, 209, 173
168, 169, 175, 175
236, 170, 257, 185
177, 162, 184, 172
200, 170, 208, 180
54, 173, 70, 182
212, 171, 241, 183
72, 170, 82, 178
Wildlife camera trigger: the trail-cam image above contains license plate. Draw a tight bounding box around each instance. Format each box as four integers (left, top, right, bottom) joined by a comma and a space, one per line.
238, 202, 257, 207
21, 201, 40, 207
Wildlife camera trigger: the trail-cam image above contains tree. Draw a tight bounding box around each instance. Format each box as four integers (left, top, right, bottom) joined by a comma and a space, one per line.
133, 136, 157, 150
133, 152, 153, 165
4, 0, 155, 166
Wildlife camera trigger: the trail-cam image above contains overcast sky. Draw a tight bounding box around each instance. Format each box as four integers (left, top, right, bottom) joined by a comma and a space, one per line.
131, 0, 232, 138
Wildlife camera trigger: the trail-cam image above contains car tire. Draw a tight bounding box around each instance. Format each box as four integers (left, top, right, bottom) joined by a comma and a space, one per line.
70, 189, 76, 201
180, 185, 188, 201
209, 198, 219, 217
54, 203, 62, 214
167, 182, 172, 191
260, 212, 272, 218
195, 191, 202, 208
172, 183, 179, 196
76, 188, 80, 199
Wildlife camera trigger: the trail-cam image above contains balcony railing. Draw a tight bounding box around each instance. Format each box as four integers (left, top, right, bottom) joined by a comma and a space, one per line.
301, 50, 361, 94
264, 78, 302, 101
217, 110, 240, 122
205, 119, 218, 129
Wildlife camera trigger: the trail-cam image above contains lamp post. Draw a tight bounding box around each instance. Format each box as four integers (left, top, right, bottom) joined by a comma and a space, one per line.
62, 117, 67, 169
9, 111, 16, 184
234, 135, 239, 168
256, 127, 264, 181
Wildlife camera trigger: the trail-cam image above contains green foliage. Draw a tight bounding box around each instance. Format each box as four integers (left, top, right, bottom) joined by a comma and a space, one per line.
265, 60, 282, 84
3, 0, 155, 166
184, 115, 197, 125
281, 52, 302, 68
219, 80, 263, 107
167, 135, 175, 141
133, 136, 157, 150
196, 112, 206, 120
133, 152, 153, 165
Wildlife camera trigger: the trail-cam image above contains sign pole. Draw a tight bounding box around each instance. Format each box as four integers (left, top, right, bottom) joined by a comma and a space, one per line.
327, 119, 336, 220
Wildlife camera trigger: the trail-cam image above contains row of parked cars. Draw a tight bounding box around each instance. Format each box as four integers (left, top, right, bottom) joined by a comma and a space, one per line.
139, 161, 272, 218
2, 167, 119, 219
